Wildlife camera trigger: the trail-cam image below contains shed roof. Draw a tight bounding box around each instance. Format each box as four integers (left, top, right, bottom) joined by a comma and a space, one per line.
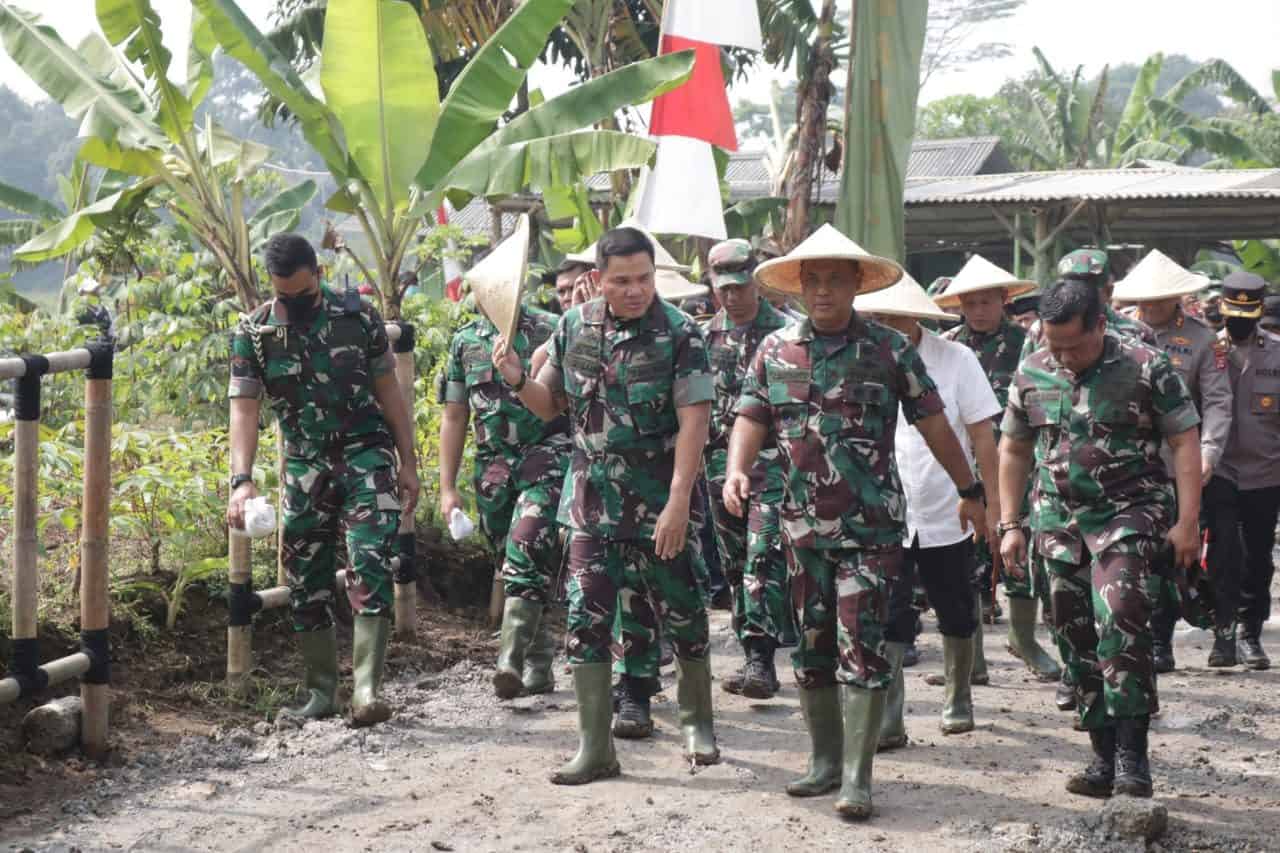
907, 136, 1013, 178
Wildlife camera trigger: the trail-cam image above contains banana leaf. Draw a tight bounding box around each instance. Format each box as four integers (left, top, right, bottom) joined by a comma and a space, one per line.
14, 190, 127, 263
95, 0, 193, 143
0, 178, 62, 219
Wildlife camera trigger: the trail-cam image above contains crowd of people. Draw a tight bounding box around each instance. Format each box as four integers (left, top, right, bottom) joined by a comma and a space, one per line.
226, 226, 1280, 822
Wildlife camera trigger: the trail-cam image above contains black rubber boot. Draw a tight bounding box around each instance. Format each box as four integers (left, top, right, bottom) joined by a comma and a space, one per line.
1207, 626, 1238, 668
612, 675, 654, 739
1239, 624, 1271, 670
741, 638, 779, 700
1065, 725, 1115, 798
1150, 607, 1176, 674
1113, 716, 1153, 798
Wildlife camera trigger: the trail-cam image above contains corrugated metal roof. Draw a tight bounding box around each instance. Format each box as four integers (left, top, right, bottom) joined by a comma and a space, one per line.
907, 136, 1008, 178
904, 168, 1280, 205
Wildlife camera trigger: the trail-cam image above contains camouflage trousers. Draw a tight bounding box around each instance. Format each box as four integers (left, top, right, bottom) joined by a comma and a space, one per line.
743, 497, 797, 646
566, 532, 710, 678
474, 446, 567, 604
788, 545, 902, 690
282, 444, 399, 632
706, 475, 749, 639
1044, 533, 1162, 730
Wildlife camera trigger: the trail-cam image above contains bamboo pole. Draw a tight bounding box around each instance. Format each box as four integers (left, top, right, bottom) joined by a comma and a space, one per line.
276, 426, 286, 587
0, 348, 91, 380
226, 534, 253, 689
12, 418, 38, 644
80, 373, 112, 757
392, 323, 417, 639
0, 653, 91, 707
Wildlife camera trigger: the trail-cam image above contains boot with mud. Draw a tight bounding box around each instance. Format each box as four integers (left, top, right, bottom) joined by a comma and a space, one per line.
970, 600, 990, 685
612, 674, 654, 739
740, 638, 780, 700
787, 686, 843, 797
676, 657, 720, 765
494, 597, 540, 700
1239, 623, 1271, 670
1065, 724, 1115, 798
1207, 624, 1238, 668
350, 614, 392, 727
720, 647, 748, 695
550, 663, 621, 785
940, 635, 975, 734
1113, 715, 1153, 798
834, 685, 887, 821
281, 626, 338, 721
877, 641, 908, 752
521, 607, 557, 695
1006, 597, 1062, 681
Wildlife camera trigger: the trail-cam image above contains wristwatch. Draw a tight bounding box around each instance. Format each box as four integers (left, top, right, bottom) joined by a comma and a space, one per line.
230, 473, 253, 491
511, 370, 528, 392
957, 480, 985, 502
997, 520, 1023, 537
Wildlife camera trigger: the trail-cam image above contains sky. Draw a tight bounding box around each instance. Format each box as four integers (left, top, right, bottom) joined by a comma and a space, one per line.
1, 1, 1276, 129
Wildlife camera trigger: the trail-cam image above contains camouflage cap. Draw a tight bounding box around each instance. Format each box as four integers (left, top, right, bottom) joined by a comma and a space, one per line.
708, 238, 755, 288
1057, 248, 1110, 280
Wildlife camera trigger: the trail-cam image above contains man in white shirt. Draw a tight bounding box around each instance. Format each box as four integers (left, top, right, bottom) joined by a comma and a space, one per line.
858, 276, 1003, 742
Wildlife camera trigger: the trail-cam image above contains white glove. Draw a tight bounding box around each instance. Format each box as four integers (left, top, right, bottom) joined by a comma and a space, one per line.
448, 507, 476, 541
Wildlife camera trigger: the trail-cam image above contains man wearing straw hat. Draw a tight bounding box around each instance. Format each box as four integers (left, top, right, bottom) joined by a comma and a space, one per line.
1216, 272, 1280, 671
937, 256, 1061, 686
1113, 250, 1236, 671
228, 233, 419, 727
724, 224, 986, 820
494, 226, 719, 784
438, 218, 570, 701
998, 277, 1202, 799
702, 238, 795, 700
856, 272, 1003, 746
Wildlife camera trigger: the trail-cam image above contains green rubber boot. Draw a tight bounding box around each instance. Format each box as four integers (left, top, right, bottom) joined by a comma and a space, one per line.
940, 635, 975, 734
522, 606, 557, 696
1006, 597, 1062, 682
877, 641, 908, 752
550, 663, 621, 785
834, 685, 887, 821
494, 597, 540, 700
676, 657, 721, 765
971, 599, 990, 685
786, 686, 843, 797
283, 626, 338, 720
350, 614, 392, 727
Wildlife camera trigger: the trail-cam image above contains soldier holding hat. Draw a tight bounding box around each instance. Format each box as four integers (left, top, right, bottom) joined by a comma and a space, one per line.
1216, 271, 1280, 670
1113, 250, 1238, 671
724, 224, 986, 820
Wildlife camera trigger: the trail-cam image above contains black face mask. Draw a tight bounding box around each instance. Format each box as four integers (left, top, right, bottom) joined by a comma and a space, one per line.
1226, 316, 1258, 342
278, 288, 320, 324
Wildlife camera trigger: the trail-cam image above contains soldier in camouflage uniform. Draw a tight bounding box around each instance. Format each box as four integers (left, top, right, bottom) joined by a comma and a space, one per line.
1113, 251, 1236, 672
999, 277, 1202, 799
726, 225, 986, 821
227, 234, 419, 727
438, 306, 571, 699
494, 227, 718, 785
937, 256, 1061, 685
701, 239, 795, 701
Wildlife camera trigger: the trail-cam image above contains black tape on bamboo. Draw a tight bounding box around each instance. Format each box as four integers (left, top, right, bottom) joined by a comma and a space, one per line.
9, 356, 47, 697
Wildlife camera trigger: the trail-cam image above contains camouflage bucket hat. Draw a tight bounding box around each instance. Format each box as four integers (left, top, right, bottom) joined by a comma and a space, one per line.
1058, 248, 1110, 279
708, 239, 755, 288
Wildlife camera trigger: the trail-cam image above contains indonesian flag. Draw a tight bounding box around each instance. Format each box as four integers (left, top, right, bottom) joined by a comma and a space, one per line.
437, 203, 465, 302
635, 0, 762, 241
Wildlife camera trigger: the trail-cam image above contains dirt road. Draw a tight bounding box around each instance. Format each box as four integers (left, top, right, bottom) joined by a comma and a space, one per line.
3, 610, 1279, 852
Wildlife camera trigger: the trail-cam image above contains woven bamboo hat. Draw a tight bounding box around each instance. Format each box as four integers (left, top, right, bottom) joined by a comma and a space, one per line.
1112, 249, 1210, 302
754, 224, 904, 297
855, 270, 960, 322
933, 255, 1036, 309
466, 213, 530, 342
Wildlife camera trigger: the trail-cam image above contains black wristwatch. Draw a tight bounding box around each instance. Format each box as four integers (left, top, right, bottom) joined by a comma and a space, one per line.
957, 480, 985, 502
997, 520, 1024, 537
511, 370, 528, 392
230, 473, 254, 491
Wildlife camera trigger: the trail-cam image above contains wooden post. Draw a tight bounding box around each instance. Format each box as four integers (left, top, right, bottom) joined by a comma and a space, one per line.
1033, 210, 1052, 287
392, 323, 417, 639
12, 416, 38, 648
79, 357, 112, 758
227, 534, 253, 690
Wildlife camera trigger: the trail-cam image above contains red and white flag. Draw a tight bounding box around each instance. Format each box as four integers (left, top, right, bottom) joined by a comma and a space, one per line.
437, 203, 465, 302
635, 0, 762, 241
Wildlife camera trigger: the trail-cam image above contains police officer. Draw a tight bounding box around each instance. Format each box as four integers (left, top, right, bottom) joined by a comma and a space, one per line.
227, 233, 420, 726
1113, 251, 1236, 670
725, 225, 986, 821
702, 238, 794, 700
438, 299, 570, 699
1217, 272, 1280, 670
1000, 277, 1201, 799
494, 226, 718, 784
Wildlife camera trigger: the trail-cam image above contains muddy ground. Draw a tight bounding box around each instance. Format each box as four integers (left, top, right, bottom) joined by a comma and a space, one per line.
3, 578, 1280, 853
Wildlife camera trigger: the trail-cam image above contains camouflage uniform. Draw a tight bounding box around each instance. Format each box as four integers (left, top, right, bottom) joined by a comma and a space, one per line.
229, 286, 400, 632
542, 297, 714, 677
737, 313, 944, 689
704, 297, 796, 646
1002, 330, 1200, 729
437, 309, 571, 601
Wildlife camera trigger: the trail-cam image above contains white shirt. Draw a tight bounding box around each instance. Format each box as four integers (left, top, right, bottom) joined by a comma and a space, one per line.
894, 330, 1001, 548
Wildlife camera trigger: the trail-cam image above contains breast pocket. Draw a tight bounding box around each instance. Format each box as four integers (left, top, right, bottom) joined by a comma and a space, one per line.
264, 353, 303, 400
330, 346, 367, 398
769, 383, 809, 439
1025, 390, 1063, 428
1251, 389, 1280, 416
836, 381, 889, 438
625, 359, 675, 436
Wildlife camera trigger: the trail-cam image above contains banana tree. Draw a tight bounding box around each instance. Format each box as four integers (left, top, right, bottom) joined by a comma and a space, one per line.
196, 0, 694, 319
0, 2, 318, 311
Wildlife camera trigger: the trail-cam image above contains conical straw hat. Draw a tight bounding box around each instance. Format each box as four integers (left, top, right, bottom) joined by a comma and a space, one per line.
656, 269, 709, 303
933, 255, 1036, 308
854, 270, 960, 322
754, 224, 904, 297
565, 219, 691, 274
1112, 249, 1210, 302
466, 213, 530, 342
